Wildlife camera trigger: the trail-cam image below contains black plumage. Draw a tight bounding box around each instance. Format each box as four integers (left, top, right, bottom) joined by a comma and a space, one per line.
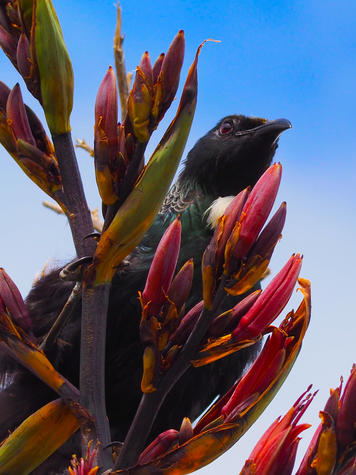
0, 114, 291, 473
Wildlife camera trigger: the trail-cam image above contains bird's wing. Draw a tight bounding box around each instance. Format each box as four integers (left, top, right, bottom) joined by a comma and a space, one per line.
159, 181, 198, 215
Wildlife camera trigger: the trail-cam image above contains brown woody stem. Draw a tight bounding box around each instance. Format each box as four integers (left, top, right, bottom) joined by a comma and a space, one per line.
80, 281, 113, 469
53, 132, 111, 466
52, 132, 96, 257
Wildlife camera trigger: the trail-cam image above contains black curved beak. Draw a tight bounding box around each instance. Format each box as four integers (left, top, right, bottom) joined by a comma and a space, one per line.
252, 118, 292, 141
235, 118, 292, 141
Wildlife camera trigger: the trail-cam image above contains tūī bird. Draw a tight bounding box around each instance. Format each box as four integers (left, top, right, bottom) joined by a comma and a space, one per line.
0, 115, 291, 473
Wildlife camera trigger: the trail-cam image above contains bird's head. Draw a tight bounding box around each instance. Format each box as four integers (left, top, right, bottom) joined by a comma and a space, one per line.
180, 115, 291, 198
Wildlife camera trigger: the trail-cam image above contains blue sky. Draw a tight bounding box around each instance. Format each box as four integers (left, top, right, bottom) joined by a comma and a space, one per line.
1, 0, 356, 472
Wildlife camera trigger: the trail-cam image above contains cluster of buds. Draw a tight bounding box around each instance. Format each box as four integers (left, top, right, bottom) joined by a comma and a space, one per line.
139, 216, 196, 392
240, 387, 316, 475
237, 364, 356, 475
94, 31, 185, 210
138, 164, 304, 394
164, 164, 302, 369
0, 0, 73, 135
92, 40, 200, 284
130, 278, 311, 473
0, 80, 62, 199
137, 417, 194, 465
296, 365, 356, 475
203, 162, 286, 306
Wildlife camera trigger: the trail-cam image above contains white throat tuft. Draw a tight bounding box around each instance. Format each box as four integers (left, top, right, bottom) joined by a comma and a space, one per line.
205, 196, 235, 229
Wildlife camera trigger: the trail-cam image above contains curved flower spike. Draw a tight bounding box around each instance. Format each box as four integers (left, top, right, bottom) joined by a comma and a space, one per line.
92, 41, 202, 284
112, 280, 310, 475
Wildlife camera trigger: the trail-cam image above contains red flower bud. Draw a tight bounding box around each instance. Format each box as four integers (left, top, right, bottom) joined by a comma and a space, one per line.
248, 201, 286, 261
222, 328, 288, 420
169, 300, 204, 345
94, 66, 119, 205
152, 30, 185, 121
142, 218, 182, 316
242, 400, 312, 475
152, 53, 165, 83
167, 258, 194, 312
179, 417, 193, 445
0, 80, 10, 110
6, 83, 36, 146
209, 290, 261, 337
0, 24, 17, 61
232, 163, 282, 259
16, 34, 31, 80
336, 365, 356, 449
95, 66, 118, 154
139, 51, 153, 88
232, 254, 302, 340
0, 268, 32, 331
138, 429, 179, 465
217, 188, 250, 267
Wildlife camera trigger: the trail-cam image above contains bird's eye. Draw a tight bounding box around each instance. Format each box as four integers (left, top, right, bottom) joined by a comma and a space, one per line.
219, 121, 233, 135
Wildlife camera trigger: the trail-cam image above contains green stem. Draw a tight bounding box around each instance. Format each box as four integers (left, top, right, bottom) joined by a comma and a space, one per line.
115, 277, 227, 469
52, 132, 96, 257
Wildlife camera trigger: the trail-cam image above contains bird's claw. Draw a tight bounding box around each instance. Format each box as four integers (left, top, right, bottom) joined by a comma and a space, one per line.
59, 256, 93, 282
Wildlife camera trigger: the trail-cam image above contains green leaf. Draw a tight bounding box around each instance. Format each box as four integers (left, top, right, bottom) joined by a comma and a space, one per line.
0, 399, 79, 475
